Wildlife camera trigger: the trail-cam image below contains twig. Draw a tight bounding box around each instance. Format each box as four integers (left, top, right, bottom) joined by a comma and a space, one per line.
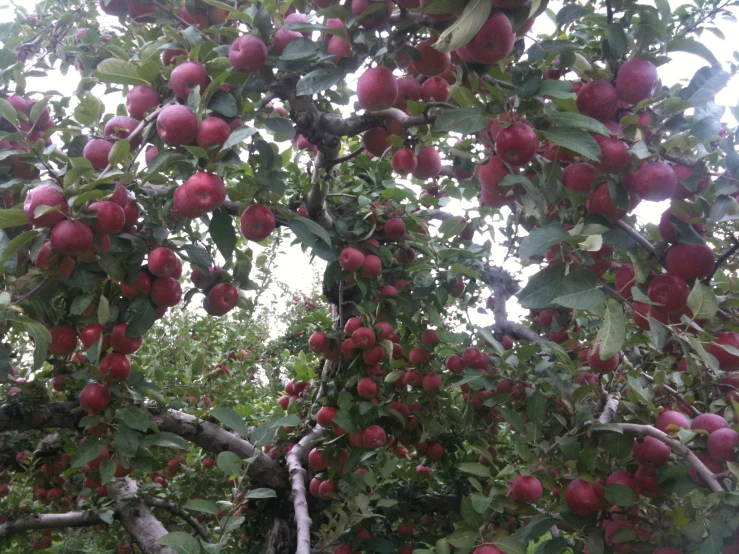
326, 146, 364, 168
481, 75, 515, 90
143, 498, 211, 542
100, 104, 167, 176
641, 373, 701, 417
614, 220, 657, 258
148, 0, 195, 28
703, 235, 739, 284
675, 0, 735, 39
606, 0, 614, 23
285, 425, 325, 554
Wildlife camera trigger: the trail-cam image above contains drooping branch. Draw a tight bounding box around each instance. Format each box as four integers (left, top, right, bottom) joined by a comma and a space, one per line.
285, 425, 325, 554
0, 511, 105, 539
0, 402, 288, 489
613, 220, 658, 258
484, 268, 542, 342
143, 499, 210, 542
110, 478, 178, 554
703, 234, 739, 283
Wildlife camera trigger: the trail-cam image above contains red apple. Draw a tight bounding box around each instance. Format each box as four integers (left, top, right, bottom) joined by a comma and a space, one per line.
240, 204, 275, 242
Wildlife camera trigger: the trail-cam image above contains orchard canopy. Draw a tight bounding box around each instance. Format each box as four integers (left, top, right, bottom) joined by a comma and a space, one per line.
4, 0, 739, 552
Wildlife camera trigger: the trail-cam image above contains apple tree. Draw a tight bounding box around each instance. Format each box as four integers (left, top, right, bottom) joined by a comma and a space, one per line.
1, 0, 739, 552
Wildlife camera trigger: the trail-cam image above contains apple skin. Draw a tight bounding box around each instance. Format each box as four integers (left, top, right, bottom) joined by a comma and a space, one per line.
339, 247, 365, 271
83, 138, 114, 169
392, 148, 417, 175
563, 162, 598, 193
170, 61, 210, 100
413, 40, 450, 76
98, 0, 128, 16
99, 353, 131, 383
327, 36, 352, 62
421, 76, 451, 102
385, 217, 406, 240
88, 201, 125, 235
495, 122, 538, 166
394, 76, 422, 110
586, 183, 629, 222
626, 161, 677, 201
362, 424, 386, 448
412, 146, 441, 180
360, 254, 382, 277
707, 427, 739, 462
204, 282, 239, 316
103, 116, 139, 146
174, 171, 226, 218
316, 406, 337, 427
647, 273, 689, 313
273, 27, 302, 55
565, 478, 602, 516
576, 80, 619, 122
655, 410, 691, 433
79, 383, 111, 415
362, 128, 391, 157
51, 220, 93, 255
707, 332, 739, 370
586, 345, 620, 373
24, 184, 68, 227
616, 59, 659, 105
151, 276, 182, 307
110, 323, 143, 354
595, 137, 632, 172
196, 117, 231, 150
161, 49, 187, 66
690, 412, 729, 434
148, 247, 179, 277
126, 85, 160, 120
464, 12, 515, 64
156, 105, 199, 146
351, 0, 392, 29
664, 243, 715, 282
229, 34, 268, 73
632, 436, 671, 468
509, 475, 543, 502
240, 204, 275, 242
357, 66, 398, 111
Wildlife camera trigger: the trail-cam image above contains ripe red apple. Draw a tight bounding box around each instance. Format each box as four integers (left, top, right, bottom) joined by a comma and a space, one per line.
110, 323, 142, 354
309, 331, 330, 353
409, 347, 429, 365
665, 243, 715, 282
351, 0, 392, 29
362, 425, 386, 448
360, 254, 382, 277
391, 148, 417, 175
51, 220, 93, 255
240, 204, 275, 242
79, 383, 111, 415
151, 276, 182, 307
596, 137, 632, 172
626, 161, 677, 201
658, 208, 705, 244
565, 478, 602, 515
204, 282, 239, 316
83, 138, 114, 169
126, 85, 160, 120
586, 183, 628, 221
316, 406, 337, 427
357, 377, 379, 399
120, 271, 152, 298
147, 247, 178, 277
673, 164, 709, 199
563, 162, 598, 193
308, 448, 328, 470
464, 12, 515, 64
317, 479, 337, 500
357, 66, 398, 111
422, 373, 442, 393
394, 76, 422, 110
396, 522, 414, 538
476, 155, 510, 192
156, 104, 199, 146
88, 201, 125, 235
647, 273, 689, 313
446, 354, 464, 374
655, 410, 691, 433
99, 353, 131, 383
420, 76, 450, 102
689, 453, 726, 487
103, 116, 139, 145
616, 59, 659, 105
472, 546, 503, 554
707, 332, 739, 370
327, 36, 352, 61
174, 171, 226, 218
385, 217, 406, 240
632, 436, 671, 468
273, 28, 302, 55
412, 146, 441, 180
495, 122, 537, 166
576, 80, 619, 122
605, 470, 640, 497
352, 327, 376, 351
362, 127, 391, 157
229, 34, 267, 73
509, 475, 543, 502
196, 117, 230, 150
161, 48, 187, 66
691, 412, 729, 434
339, 247, 365, 271
707, 427, 739, 462
24, 184, 68, 227
170, 61, 210, 99
48, 326, 77, 356
413, 40, 450, 76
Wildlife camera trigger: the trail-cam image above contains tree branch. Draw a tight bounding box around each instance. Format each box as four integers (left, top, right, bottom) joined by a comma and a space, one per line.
597, 391, 622, 424
613, 220, 658, 258
147, 0, 194, 27
0, 511, 105, 539
101, 104, 167, 176
285, 425, 325, 554
144, 499, 210, 542
703, 234, 739, 284
265, 517, 290, 554
484, 267, 542, 342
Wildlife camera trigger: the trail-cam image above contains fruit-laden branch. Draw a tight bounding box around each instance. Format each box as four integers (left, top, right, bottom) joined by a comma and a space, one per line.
641, 373, 701, 417
486, 269, 542, 342
143, 498, 210, 542
285, 424, 325, 554
704, 234, 739, 283
0, 402, 288, 489
0, 511, 105, 539
148, 0, 193, 28
110, 478, 177, 554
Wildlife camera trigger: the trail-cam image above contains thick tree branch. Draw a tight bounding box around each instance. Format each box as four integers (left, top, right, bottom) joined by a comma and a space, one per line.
483, 268, 541, 342
0, 402, 288, 489
110, 478, 177, 554
285, 425, 325, 554
0, 511, 105, 539
597, 391, 622, 424
265, 517, 290, 554
144, 499, 210, 542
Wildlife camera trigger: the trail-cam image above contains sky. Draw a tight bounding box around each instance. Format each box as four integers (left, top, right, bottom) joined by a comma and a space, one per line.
3, 0, 739, 331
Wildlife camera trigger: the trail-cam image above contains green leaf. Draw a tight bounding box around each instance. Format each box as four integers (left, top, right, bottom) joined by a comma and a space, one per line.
606, 22, 629, 59
680, 66, 730, 105
293, 216, 332, 245
280, 37, 319, 60
72, 439, 105, 468
99, 459, 116, 485
518, 223, 569, 261
117, 405, 151, 432
108, 139, 130, 167
159, 532, 202, 554
501, 407, 526, 433
0, 230, 37, 265
209, 210, 237, 261
210, 407, 251, 435
0, 98, 19, 128
538, 80, 576, 99
457, 462, 491, 477
125, 300, 156, 338
517, 264, 566, 309
604, 483, 635, 506
668, 38, 720, 68
183, 499, 219, 515
526, 391, 547, 428
433, 0, 492, 52
296, 66, 345, 96
494, 537, 526, 554
556, 4, 590, 26
183, 244, 214, 268
208, 90, 237, 118
552, 269, 605, 310
8, 314, 51, 369
115, 424, 139, 458
95, 59, 150, 86
217, 451, 243, 475
549, 112, 611, 136
595, 298, 625, 359
261, 116, 296, 140
245, 488, 277, 499
221, 126, 257, 150
140, 432, 189, 449
0, 208, 29, 229
433, 107, 487, 135
687, 282, 718, 320
540, 127, 601, 161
